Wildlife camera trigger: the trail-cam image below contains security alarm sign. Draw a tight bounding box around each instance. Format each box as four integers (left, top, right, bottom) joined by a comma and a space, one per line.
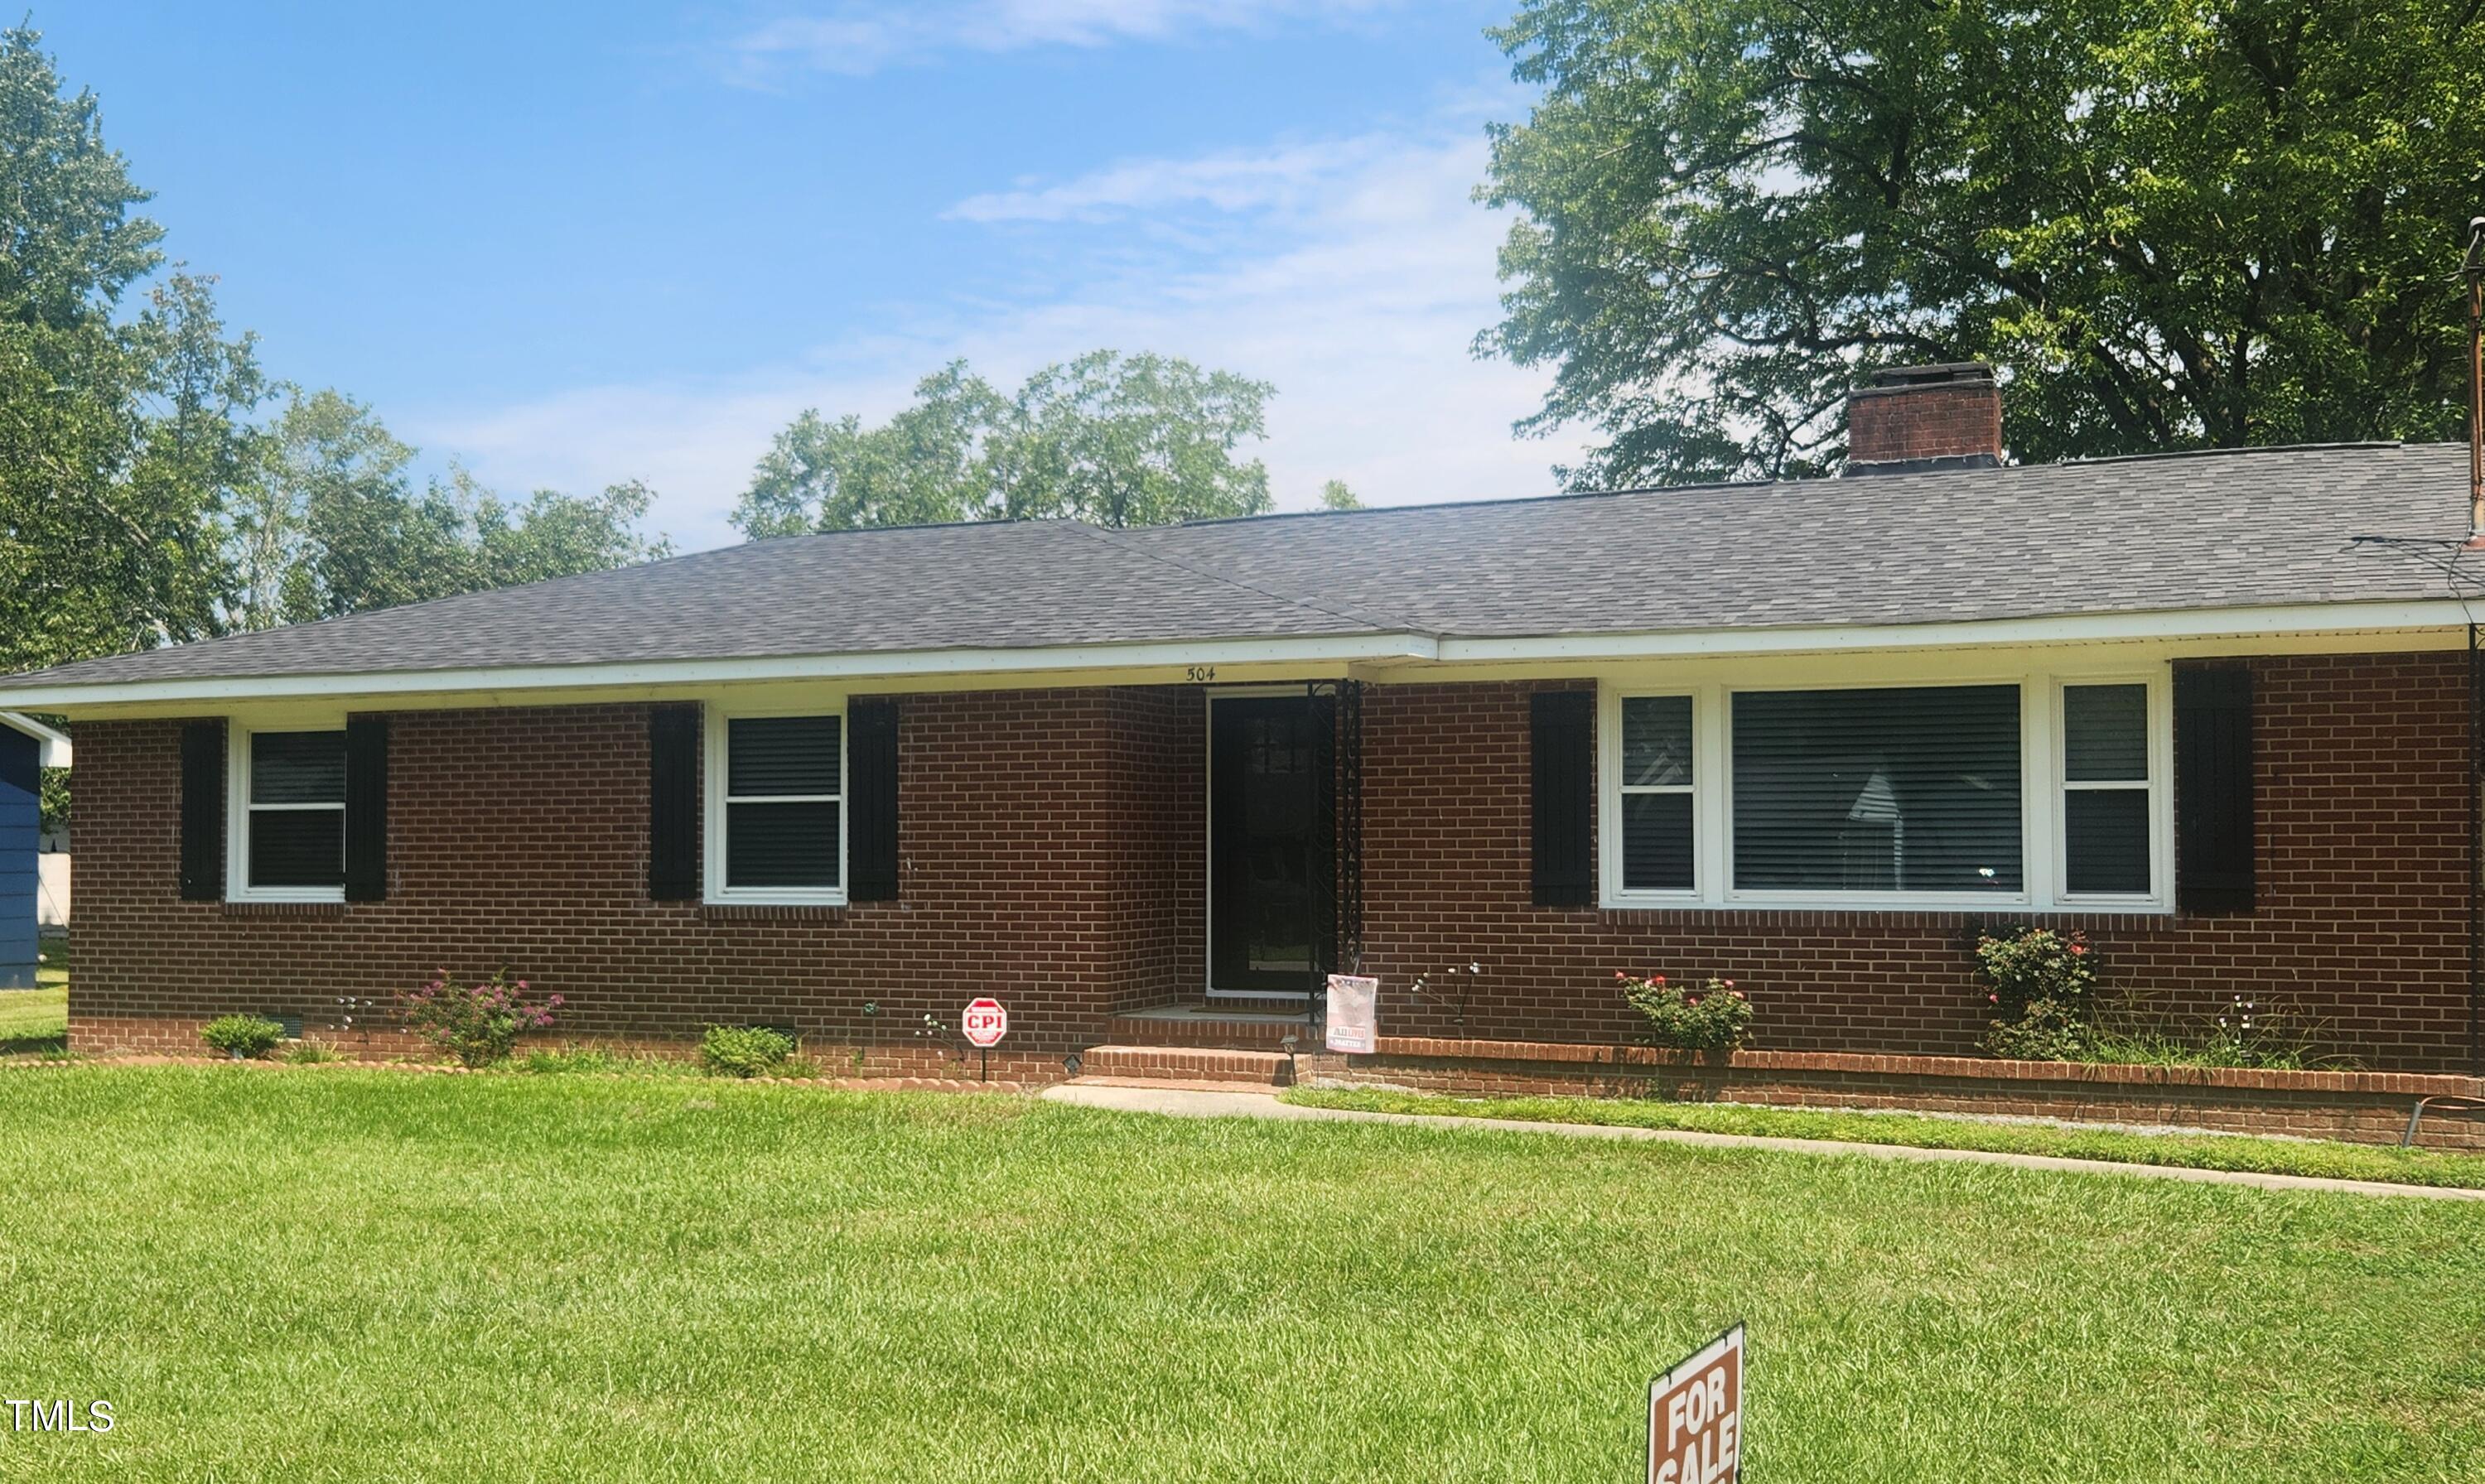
962, 997, 1009, 1048
1648, 1324, 1744, 1484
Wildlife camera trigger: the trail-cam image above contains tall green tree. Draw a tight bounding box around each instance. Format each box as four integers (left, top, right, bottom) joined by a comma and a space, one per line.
733, 350, 1279, 534
242, 388, 669, 628
0, 25, 262, 674
1480, 0, 2485, 487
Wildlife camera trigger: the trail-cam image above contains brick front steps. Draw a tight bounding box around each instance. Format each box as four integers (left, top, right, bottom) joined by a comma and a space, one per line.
1318, 1038, 2485, 1151
1078, 1045, 1294, 1086
1104, 1004, 1316, 1051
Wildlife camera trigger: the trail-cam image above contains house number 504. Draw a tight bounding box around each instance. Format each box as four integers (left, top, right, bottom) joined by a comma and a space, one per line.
1185, 666, 1218, 682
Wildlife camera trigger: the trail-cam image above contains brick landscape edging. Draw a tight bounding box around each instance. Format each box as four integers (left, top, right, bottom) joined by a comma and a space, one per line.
1368, 1038, 2485, 1097
1335, 1038, 2485, 1151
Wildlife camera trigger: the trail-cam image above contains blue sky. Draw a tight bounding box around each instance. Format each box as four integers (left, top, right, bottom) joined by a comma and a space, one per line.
49, 2, 1580, 551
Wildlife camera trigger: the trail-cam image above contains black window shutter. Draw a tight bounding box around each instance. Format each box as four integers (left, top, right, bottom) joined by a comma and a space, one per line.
2174, 665, 2255, 914
344, 716, 389, 902
178, 720, 225, 901
848, 698, 900, 902
648, 704, 701, 901
1531, 689, 1595, 908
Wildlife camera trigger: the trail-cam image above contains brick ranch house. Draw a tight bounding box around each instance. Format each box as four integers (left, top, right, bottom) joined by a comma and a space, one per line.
6, 364, 2484, 1137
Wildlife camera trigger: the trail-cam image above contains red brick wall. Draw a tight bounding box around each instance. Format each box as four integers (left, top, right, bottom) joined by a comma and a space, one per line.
1107, 686, 1205, 1014
71, 689, 1208, 1062
68, 653, 2478, 1073
1358, 654, 2474, 1072
1847, 379, 2005, 464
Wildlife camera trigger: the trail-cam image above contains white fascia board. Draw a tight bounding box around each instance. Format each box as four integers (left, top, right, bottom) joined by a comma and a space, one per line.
1433, 600, 2475, 663
0, 711, 70, 767
0, 632, 1440, 715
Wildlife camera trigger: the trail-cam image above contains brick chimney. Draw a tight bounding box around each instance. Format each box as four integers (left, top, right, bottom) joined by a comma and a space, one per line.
1843, 362, 2004, 475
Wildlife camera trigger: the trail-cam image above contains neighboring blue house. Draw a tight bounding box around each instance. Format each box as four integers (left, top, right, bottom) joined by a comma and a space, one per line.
0, 713, 67, 990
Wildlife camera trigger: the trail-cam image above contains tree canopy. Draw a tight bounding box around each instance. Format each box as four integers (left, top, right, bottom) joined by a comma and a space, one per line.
236, 389, 666, 629
732, 350, 1280, 535
0, 24, 666, 680
0, 24, 246, 675
1480, 0, 2485, 487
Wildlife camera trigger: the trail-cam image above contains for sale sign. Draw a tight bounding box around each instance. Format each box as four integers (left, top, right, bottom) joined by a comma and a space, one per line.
962, 997, 1008, 1048
1648, 1324, 1743, 1484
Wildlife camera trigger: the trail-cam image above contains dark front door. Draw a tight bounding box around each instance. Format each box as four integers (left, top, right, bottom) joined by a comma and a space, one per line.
1210, 695, 1329, 995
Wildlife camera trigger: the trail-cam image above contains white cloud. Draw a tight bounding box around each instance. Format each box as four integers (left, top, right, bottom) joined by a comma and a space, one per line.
409, 123, 1582, 553
949, 137, 1394, 224
721, 0, 1407, 80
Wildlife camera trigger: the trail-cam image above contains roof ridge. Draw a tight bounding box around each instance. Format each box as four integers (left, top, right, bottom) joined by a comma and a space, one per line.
1069, 523, 1421, 637
2053, 439, 2405, 469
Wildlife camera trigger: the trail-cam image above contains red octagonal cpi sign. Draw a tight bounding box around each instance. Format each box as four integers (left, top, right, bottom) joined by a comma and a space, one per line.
962, 997, 1009, 1048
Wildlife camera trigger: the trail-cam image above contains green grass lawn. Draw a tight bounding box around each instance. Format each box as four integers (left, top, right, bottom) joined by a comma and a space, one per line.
1284, 1086, 2485, 1191
0, 1069, 2479, 1482
0, 956, 66, 1053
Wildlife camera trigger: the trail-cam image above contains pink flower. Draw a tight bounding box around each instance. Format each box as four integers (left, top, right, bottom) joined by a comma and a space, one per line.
1987, 993, 2000, 1004
1652, 975, 1667, 986
2068, 944, 2087, 956
1722, 979, 1735, 988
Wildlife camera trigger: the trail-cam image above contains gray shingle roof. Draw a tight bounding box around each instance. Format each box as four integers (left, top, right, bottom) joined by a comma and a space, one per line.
1127, 439, 2472, 636
8, 441, 2473, 690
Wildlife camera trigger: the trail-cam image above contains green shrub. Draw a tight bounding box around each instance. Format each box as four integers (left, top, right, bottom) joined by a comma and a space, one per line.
397, 970, 562, 1068
1980, 997, 2089, 1061
702, 1024, 798, 1078
200, 1014, 286, 1060
1618, 972, 1753, 1052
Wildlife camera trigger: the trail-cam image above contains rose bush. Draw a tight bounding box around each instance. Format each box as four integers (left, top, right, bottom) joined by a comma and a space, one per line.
1974, 928, 2097, 1060
1618, 971, 1753, 1053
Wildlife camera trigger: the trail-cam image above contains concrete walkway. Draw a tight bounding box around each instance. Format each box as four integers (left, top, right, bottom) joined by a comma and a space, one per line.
1040, 1081, 2485, 1202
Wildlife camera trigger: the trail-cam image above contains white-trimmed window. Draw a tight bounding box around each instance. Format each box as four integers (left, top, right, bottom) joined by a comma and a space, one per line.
1732, 683, 2022, 897
1601, 671, 2170, 913
2058, 681, 2157, 899
232, 728, 346, 901
1617, 694, 1696, 894
707, 710, 845, 903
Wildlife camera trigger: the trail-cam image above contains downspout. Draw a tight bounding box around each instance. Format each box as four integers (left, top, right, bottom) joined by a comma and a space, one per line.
2468, 216, 2485, 1077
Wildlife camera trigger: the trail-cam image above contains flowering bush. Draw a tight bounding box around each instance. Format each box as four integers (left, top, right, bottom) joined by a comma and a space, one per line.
398, 970, 562, 1067
1974, 927, 2097, 1060
1618, 971, 1753, 1053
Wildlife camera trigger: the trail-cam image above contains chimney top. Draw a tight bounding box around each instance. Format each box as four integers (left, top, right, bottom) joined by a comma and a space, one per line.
1844, 361, 2004, 475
